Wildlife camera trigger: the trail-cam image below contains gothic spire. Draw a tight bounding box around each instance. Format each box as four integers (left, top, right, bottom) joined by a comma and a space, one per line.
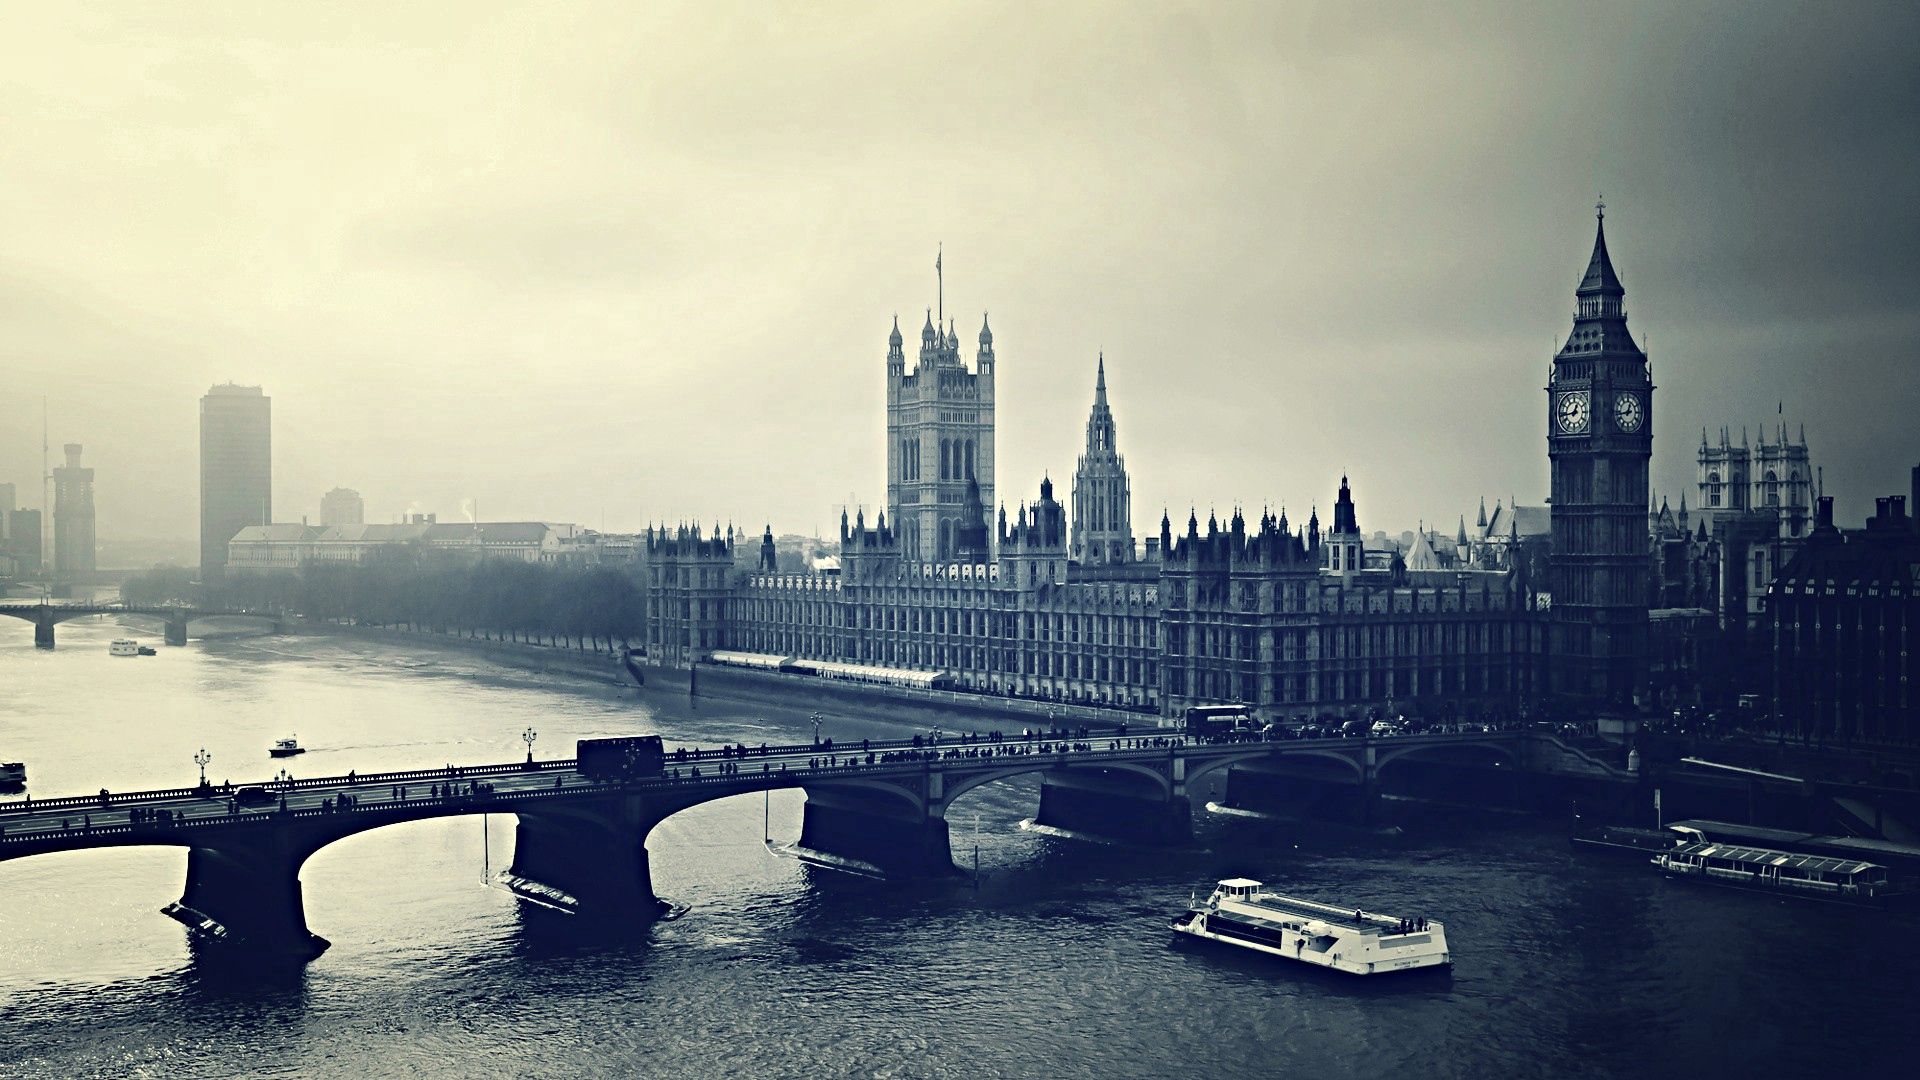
1579, 198, 1625, 298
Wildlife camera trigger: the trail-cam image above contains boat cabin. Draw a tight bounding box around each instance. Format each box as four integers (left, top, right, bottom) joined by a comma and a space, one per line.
1661, 842, 1889, 897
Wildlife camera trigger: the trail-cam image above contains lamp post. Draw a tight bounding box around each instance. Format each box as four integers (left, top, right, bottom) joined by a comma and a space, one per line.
194, 747, 211, 788
522, 726, 538, 764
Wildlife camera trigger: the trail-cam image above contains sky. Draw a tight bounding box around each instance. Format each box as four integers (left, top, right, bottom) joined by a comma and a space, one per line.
2, 1, 1917, 548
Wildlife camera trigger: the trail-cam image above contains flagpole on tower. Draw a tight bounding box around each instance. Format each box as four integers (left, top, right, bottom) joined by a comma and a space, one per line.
936, 243, 943, 326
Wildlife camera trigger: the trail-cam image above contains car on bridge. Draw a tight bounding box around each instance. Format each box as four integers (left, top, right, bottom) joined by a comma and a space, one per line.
234, 785, 274, 808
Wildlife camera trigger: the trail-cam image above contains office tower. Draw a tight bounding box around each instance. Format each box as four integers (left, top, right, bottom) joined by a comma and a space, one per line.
52, 444, 96, 577
200, 383, 272, 576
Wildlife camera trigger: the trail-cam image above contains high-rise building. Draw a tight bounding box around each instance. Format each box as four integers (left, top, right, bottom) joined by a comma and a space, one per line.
320, 487, 365, 526
1547, 205, 1653, 709
52, 443, 96, 578
200, 383, 272, 576
6, 509, 42, 574
886, 288, 996, 564
1070, 356, 1134, 566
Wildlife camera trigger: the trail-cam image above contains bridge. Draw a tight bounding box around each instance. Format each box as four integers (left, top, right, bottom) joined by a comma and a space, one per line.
0, 728, 1628, 958
0, 601, 282, 648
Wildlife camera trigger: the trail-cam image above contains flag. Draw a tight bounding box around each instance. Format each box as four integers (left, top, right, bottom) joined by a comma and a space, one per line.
935, 250, 941, 274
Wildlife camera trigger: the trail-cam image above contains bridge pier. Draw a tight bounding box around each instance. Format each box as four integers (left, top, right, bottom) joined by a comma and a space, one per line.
798, 785, 954, 877
164, 832, 330, 958
501, 796, 665, 918
165, 613, 189, 647
1034, 771, 1191, 846
34, 610, 54, 649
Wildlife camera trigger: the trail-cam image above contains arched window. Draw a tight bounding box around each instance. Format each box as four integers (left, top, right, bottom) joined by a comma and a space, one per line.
1764, 470, 1779, 507
965, 439, 975, 479
939, 519, 952, 560
1707, 471, 1722, 508
940, 439, 950, 481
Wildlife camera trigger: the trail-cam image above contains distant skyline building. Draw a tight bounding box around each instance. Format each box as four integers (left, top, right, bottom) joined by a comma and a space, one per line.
321, 487, 365, 527
7, 509, 42, 574
200, 383, 272, 576
51, 443, 96, 578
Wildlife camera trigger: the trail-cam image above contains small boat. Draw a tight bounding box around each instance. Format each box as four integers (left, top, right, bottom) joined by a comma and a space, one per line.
1653, 841, 1895, 905
0, 761, 25, 789
109, 639, 141, 657
1571, 821, 1695, 856
1170, 878, 1451, 976
270, 736, 306, 758
137, 645, 157, 656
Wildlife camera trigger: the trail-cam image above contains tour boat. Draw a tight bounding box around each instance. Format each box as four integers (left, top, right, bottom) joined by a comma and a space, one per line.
270, 736, 306, 758
1653, 841, 1893, 905
109, 639, 141, 657
1170, 878, 1451, 976
0, 762, 25, 788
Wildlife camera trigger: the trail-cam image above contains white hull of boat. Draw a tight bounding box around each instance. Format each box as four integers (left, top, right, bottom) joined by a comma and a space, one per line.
1171, 912, 1451, 976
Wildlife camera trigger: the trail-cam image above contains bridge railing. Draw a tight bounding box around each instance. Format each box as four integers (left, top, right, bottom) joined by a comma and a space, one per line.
0, 729, 1528, 818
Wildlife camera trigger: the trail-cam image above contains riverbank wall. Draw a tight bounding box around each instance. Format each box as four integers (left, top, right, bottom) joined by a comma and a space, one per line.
631, 658, 1153, 732
290, 621, 631, 688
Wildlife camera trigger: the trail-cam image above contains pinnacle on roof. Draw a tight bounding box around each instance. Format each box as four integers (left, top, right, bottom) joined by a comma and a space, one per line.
922, 309, 936, 338
1096, 353, 1107, 398
979, 311, 992, 344
889, 314, 903, 345
1578, 201, 1625, 297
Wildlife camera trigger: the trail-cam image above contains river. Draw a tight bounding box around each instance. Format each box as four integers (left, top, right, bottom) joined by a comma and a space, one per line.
0, 617, 1911, 1079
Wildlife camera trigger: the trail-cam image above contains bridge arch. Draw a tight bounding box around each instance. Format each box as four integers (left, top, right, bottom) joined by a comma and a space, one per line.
939, 758, 1172, 811
1374, 739, 1518, 777
1185, 746, 1367, 791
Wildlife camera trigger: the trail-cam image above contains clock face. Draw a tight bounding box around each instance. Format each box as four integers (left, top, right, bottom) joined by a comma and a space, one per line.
1555, 391, 1590, 434
1613, 392, 1643, 432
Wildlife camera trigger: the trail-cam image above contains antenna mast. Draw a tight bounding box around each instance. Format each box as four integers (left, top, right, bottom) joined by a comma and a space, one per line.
41, 397, 51, 577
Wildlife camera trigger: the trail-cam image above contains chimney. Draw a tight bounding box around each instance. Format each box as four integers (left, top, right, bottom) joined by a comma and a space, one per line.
1815, 496, 1834, 531
1891, 495, 1908, 524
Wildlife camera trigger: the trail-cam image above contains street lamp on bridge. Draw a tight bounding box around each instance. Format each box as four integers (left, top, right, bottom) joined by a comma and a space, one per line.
194, 747, 211, 788
522, 727, 538, 764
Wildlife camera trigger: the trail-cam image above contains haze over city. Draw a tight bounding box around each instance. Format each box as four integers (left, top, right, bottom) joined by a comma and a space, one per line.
3, 0, 1916, 542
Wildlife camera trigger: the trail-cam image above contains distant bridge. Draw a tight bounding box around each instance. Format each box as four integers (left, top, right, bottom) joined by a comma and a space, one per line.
0, 729, 1628, 958
0, 601, 282, 648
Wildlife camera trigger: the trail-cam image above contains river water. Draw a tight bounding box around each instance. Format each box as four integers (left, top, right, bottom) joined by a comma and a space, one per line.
1, 617, 1911, 1079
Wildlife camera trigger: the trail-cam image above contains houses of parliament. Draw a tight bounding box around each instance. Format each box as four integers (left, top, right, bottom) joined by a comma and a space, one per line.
643, 213, 1662, 722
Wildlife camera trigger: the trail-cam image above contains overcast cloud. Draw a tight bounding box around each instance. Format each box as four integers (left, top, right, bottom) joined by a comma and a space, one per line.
3, 1, 1916, 546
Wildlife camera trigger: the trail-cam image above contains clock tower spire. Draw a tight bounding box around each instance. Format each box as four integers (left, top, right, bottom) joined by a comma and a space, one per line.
1547, 201, 1653, 711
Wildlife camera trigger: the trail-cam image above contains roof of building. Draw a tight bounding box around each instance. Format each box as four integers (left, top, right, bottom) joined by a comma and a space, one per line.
1578, 210, 1625, 296
1483, 503, 1551, 540
423, 521, 557, 543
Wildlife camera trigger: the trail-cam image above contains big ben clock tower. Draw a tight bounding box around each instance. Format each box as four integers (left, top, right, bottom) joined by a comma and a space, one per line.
1547, 202, 1652, 709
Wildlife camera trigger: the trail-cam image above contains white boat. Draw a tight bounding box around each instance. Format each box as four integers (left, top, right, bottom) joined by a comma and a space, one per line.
1653, 841, 1893, 905
1170, 878, 1451, 976
270, 736, 306, 758
109, 639, 141, 657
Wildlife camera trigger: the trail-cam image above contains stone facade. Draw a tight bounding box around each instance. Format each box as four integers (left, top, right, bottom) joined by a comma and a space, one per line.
886, 309, 994, 564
